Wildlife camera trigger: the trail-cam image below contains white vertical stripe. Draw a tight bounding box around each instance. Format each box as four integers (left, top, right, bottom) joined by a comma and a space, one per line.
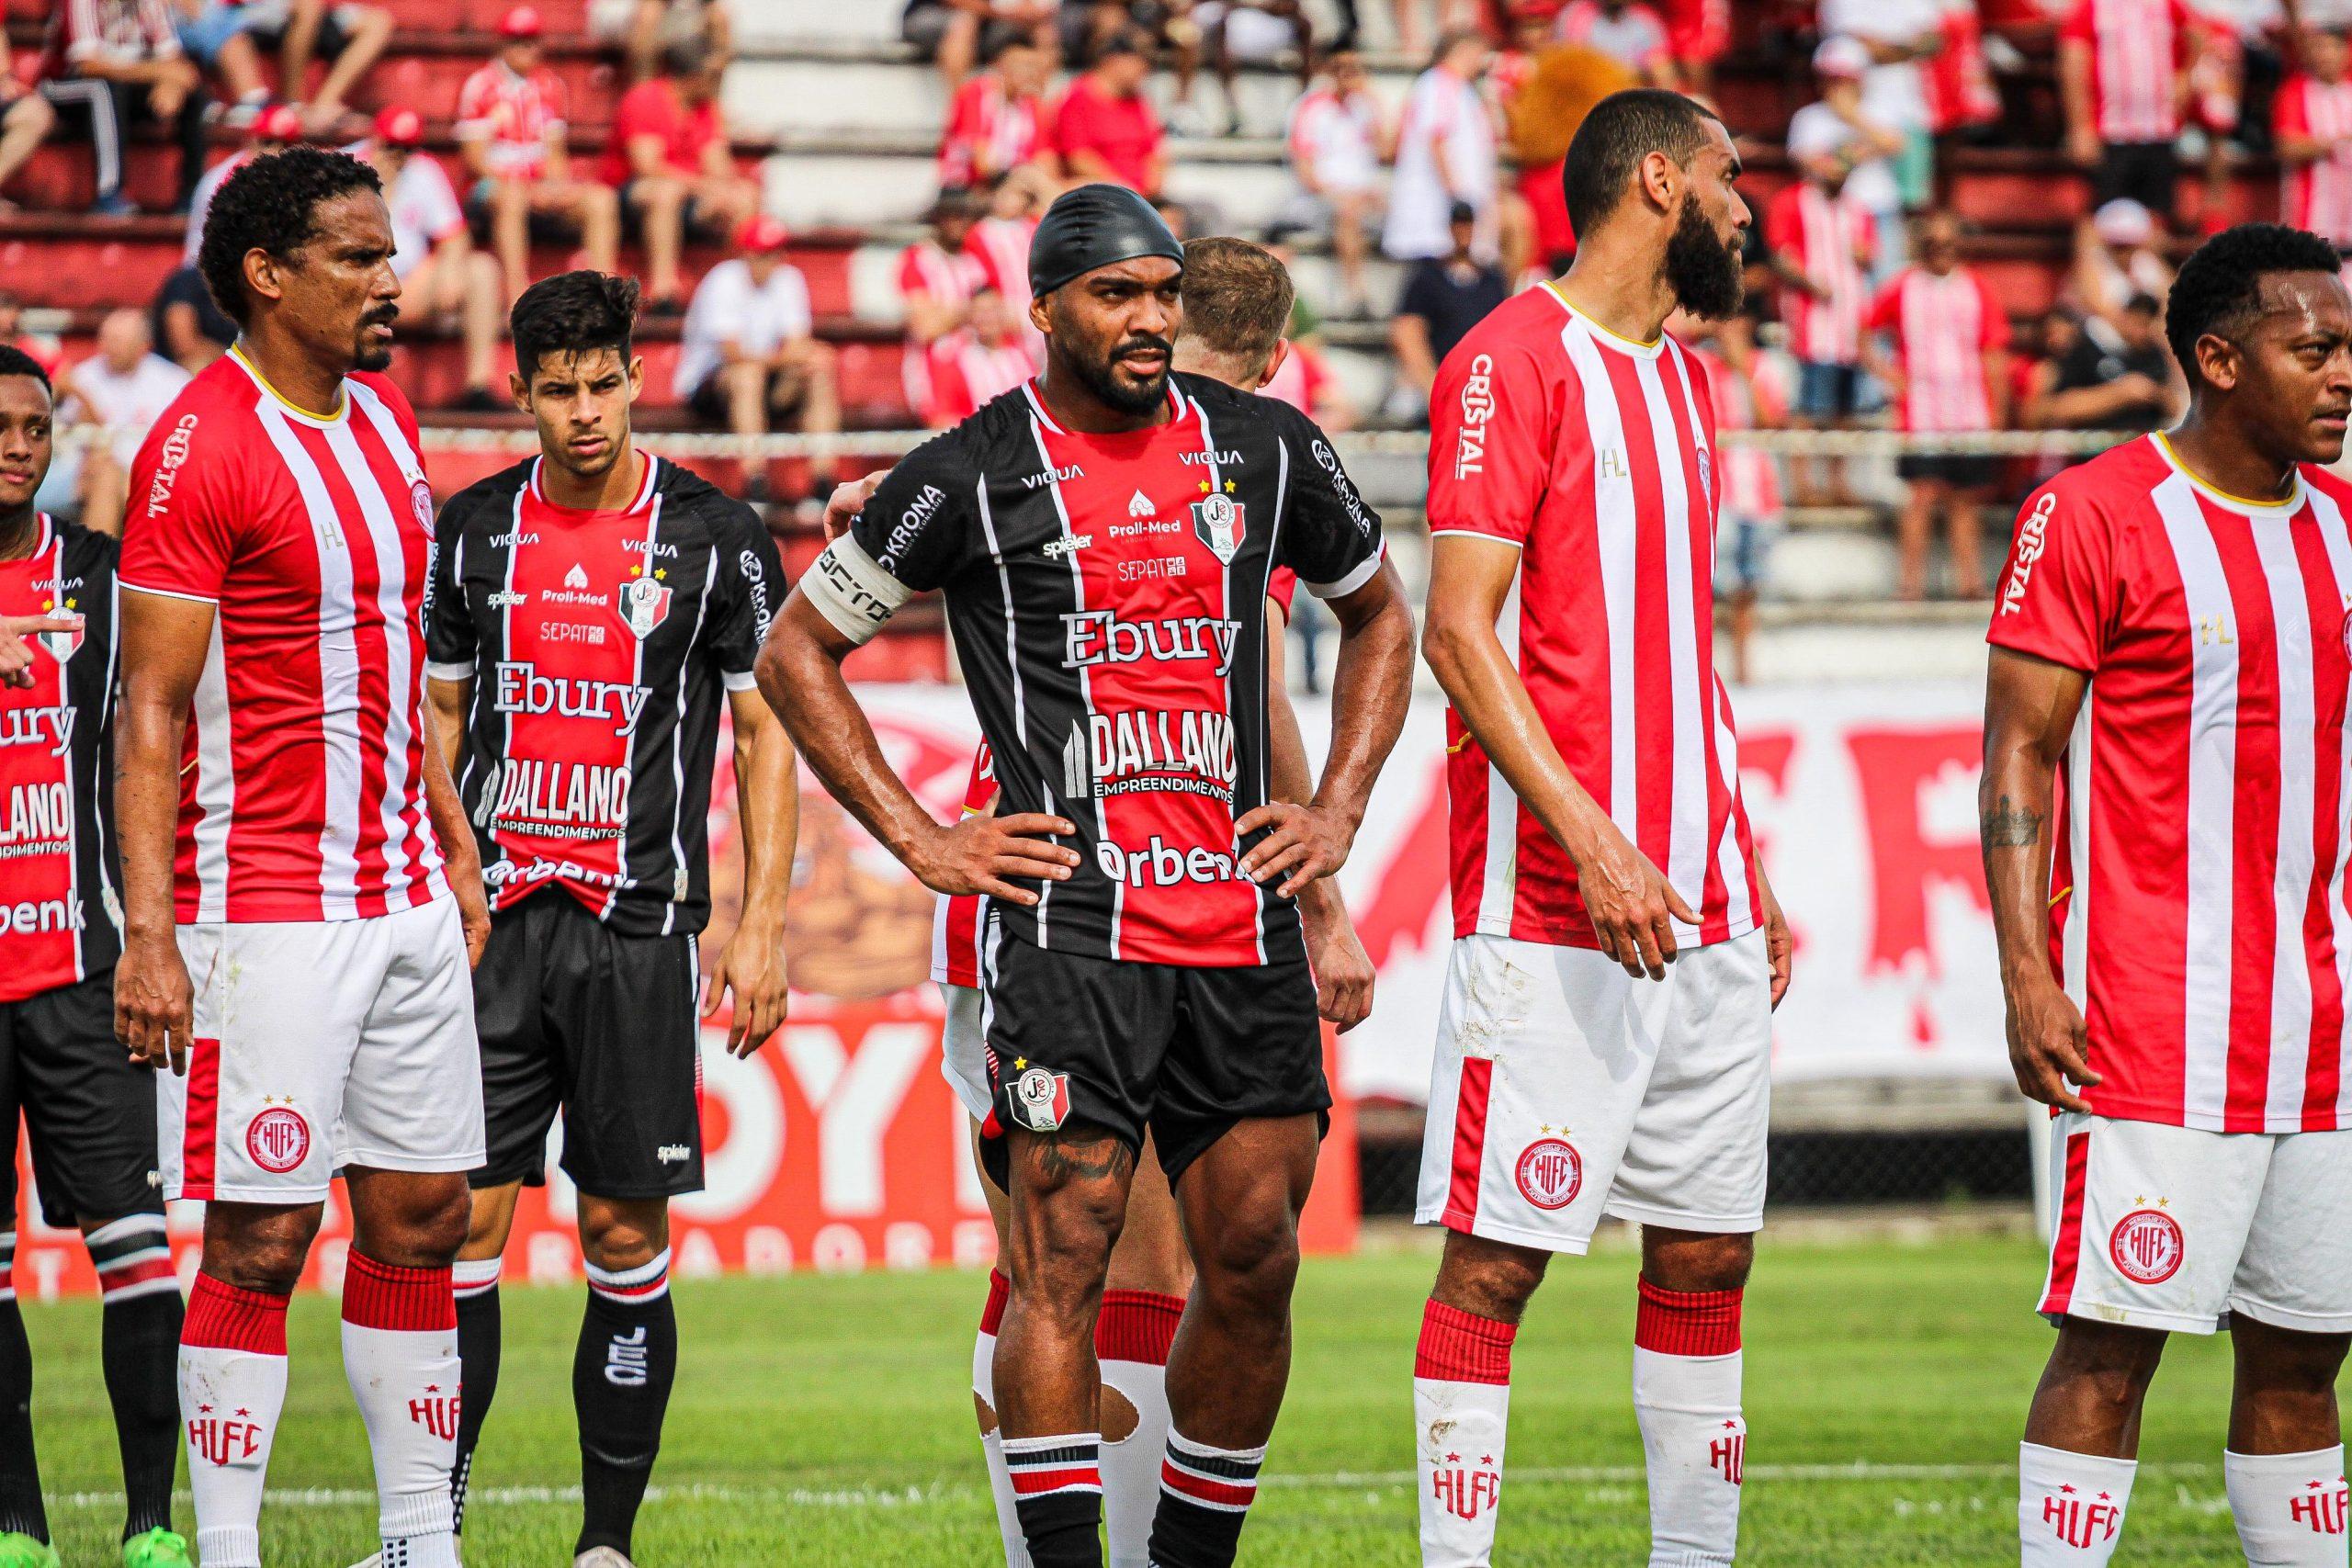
94, 565, 122, 943
2249, 518, 2317, 1127
350, 382, 442, 884
41, 530, 85, 982
1563, 321, 1640, 841
254, 402, 363, 919
663, 499, 710, 940
2061, 693, 2095, 1010
2304, 486, 2352, 1127
191, 616, 234, 923
321, 414, 418, 910
1634, 350, 1706, 933
1027, 418, 1120, 956
2154, 474, 2239, 1130
1477, 574, 1522, 936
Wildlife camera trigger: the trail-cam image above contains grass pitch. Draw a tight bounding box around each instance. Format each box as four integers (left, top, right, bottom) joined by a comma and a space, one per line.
25, 1234, 2274, 1564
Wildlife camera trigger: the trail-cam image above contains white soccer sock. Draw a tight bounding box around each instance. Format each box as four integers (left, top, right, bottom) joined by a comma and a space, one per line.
1632, 1280, 1747, 1568
1414, 1300, 1514, 1568
2227, 1447, 2350, 1566
180, 1274, 289, 1568
1097, 1289, 1181, 1568
2020, 1441, 2137, 1565
342, 1254, 460, 1568
973, 1270, 1033, 1568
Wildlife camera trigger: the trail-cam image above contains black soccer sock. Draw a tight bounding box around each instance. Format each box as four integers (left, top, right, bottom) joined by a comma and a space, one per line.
94, 1229, 183, 1542
1002, 1433, 1105, 1568
450, 1258, 504, 1536
0, 1233, 46, 1544
1147, 1430, 1265, 1568
572, 1249, 676, 1556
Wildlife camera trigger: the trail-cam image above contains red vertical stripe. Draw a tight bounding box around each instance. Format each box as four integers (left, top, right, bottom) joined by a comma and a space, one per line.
1603, 352, 1675, 882
183, 1035, 222, 1197
1445, 708, 1491, 937
1443, 1056, 1493, 1232
1660, 347, 1734, 944
2039, 1122, 2092, 1318
309, 429, 395, 917
2291, 518, 2349, 1129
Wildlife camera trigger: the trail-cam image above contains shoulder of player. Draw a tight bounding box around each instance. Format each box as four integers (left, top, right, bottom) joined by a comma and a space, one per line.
1434, 289, 1571, 394
649, 457, 768, 541
2301, 461, 2352, 513
127, 359, 254, 477
2029, 437, 2166, 530
56, 516, 120, 575
438, 458, 534, 534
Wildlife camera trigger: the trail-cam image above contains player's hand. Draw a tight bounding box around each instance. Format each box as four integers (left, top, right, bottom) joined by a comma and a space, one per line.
907, 812, 1080, 904
2006, 972, 2098, 1115
1301, 890, 1374, 1032
2066, 127, 2101, 167
0, 614, 76, 689
1235, 800, 1356, 897
444, 851, 492, 967
707, 916, 789, 1056
1758, 871, 1792, 1010
116, 932, 195, 1077
821, 469, 888, 542
1567, 820, 1698, 981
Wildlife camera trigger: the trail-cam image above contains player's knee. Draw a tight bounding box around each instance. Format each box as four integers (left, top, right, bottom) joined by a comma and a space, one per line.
1435, 1232, 1548, 1323
2048, 1318, 2167, 1404
354, 1178, 470, 1268
1195, 1208, 1299, 1319
2235, 1317, 2351, 1394
577, 1199, 669, 1272
1643, 1229, 1754, 1293
200, 1213, 319, 1294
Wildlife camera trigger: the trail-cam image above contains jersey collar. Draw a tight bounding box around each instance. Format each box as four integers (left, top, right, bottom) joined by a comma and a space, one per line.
2152, 431, 2305, 518
1022, 378, 1190, 436
527, 450, 661, 513
1544, 281, 1665, 361
227, 344, 348, 426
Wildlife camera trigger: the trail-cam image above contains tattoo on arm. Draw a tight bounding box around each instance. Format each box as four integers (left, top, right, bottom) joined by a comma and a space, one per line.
1030, 1129, 1136, 1186
1981, 794, 2044, 848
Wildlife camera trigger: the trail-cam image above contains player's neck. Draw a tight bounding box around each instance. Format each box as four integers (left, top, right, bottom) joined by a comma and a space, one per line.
2164, 413, 2300, 504
1038, 362, 1172, 435
540, 441, 645, 512
1555, 241, 1675, 348
0, 505, 35, 561
232, 331, 346, 421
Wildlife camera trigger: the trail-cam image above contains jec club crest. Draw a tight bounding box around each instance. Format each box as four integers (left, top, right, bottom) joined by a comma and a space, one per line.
619, 576, 673, 639
1192, 492, 1245, 565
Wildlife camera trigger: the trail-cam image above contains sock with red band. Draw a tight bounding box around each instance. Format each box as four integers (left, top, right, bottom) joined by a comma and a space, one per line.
1414, 1299, 1514, 1568
574, 1248, 677, 1557
342, 1253, 459, 1568
86, 1215, 182, 1541
1004, 1431, 1104, 1567
1097, 1288, 1182, 1568
973, 1269, 1033, 1567
449, 1256, 502, 1536
180, 1271, 289, 1568
1148, 1429, 1264, 1567
1632, 1280, 1745, 1568
0, 1233, 44, 1544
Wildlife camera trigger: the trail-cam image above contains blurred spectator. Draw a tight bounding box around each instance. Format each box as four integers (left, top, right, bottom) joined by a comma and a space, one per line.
904, 0, 1057, 90
602, 37, 761, 311
54, 309, 187, 536
1497, 0, 1627, 275
202, 0, 394, 133
1923, 0, 2002, 140
0, 72, 57, 210
40, 0, 208, 216
677, 216, 840, 501
2024, 291, 2178, 429
1661, 0, 1730, 94
1387, 0, 1484, 60
964, 169, 1047, 351
591, 0, 732, 83
458, 5, 622, 301
1051, 31, 1166, 195
0, 296, 61, 380
165, 0, 269, 121
1260, 332, 1351, 428
1199, 0, 1311, 133
184, 101, 303, 265
153, 257, 236, 373
2067, 195, 2177, 333
1862, 210, 2010, 600
1766, 162, 1875, 501
361, 107, 503, 410
899, 188, 987, 429
2060, 0, 2197, 221
1788, 38, 1906, 258
1390, 199, 1507, 409
919, 287, 1037, 425
940, 32, 1051, 188
1680, 310, 1786, 685
1553, 0, 1677, 86
2274, 24, 2352, 250
1384, 29, 1498, 263
1816, 0, 1944, 220
1282, 45, 1387, 317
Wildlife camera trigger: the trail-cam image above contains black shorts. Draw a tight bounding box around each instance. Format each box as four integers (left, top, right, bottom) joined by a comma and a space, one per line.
471, 893, 705, 1199
0, 971, 162, 1229
688, 366, 808, 424
2096, 141, 2178, 220
980, 925, 1329, 1186
1897, 453, 2000, 490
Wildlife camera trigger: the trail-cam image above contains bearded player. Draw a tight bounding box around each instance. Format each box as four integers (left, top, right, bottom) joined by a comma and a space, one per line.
828, 233, 1379, 1567
763, 186, 1414, 1568
423, 270, 794, 1568
113, 147, 491, 1568
1987, 223, 2352, 1568
1412, 88, 1792, 1568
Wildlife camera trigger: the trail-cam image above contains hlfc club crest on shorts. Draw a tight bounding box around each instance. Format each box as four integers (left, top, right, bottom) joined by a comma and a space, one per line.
1192, 492, 1245, 565
245, 1103, 311, 1175
1514, 1137, 1582, 1211
2109, 1206, 2185, 1285
619, 576, 673, 639
1009, 1066, 1070, 1133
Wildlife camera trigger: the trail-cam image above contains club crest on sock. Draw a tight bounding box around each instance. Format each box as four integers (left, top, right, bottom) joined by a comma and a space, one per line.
2292, 1477, 2350, 1535
2041, 1484, 2124, 1550
1429, 1450, 1500, 1521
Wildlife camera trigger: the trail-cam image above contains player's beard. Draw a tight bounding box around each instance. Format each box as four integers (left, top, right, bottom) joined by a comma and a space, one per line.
354, 304, 399, 373
1665, 198, 1745, 321
1072, 333, 1174, 417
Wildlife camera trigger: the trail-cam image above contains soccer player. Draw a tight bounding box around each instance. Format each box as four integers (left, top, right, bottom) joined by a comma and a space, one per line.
1984, 221, 2352, 1568
111, 147, 491, 1568
762, 184, 1414, 1568
424, 269, 795, 1568
1410, 88, 1792, 1568
0, 346, 190, 1568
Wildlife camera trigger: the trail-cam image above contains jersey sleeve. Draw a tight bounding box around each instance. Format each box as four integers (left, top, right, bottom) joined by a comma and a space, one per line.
1986, 477, 2116, 674
1272, 402, 1384, 598
2278, 76, 2311, 140
1764, 188, 1801, 258
1426, 332, 1554, 548
800, 436, 978, 644
1266, 565, 1298, 624
1865, 278, 1904, 340
455, 69, 493, 137
1977, 275, 2012, 350
118, 405, 245, 604
424, 491, 479, 681
706, 499, 786, 689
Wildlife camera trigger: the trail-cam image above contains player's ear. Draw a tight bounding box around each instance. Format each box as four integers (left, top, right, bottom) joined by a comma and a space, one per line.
1638, 149, 1679, 217
1256, 338, 1290, 391
1030, 289, 1053, 339
507, 369, 532, 414
2196, 333, 2239, 393
241, 247, 287, 310
627, 355, 645, 404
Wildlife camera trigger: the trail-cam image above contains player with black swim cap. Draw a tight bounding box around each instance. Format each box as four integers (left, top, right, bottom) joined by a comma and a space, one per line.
760, 186, 1418, 1568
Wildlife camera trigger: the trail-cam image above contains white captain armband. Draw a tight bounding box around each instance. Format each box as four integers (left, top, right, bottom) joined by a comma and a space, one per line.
799, 533, 915, 646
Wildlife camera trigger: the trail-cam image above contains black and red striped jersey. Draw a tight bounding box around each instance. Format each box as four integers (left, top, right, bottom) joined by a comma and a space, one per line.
426, 454, 782, 938
0, 514, 119, 1003
850, 374, 1383, 967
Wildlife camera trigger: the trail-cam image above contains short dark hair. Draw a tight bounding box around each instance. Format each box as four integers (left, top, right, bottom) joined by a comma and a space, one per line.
1561, 89, 1724, 241
510, 269, 639, 380
2165, 222, 2347, 383
198, 147, 383, 326
1180, 236, 1294, 378
662, 33, 709, 78
0, 344, 50, 397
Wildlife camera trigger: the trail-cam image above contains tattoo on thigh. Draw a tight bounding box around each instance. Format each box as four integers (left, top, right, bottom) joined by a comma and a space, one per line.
1031, 1130, 1134, 1186
1981, 794, 2043, 848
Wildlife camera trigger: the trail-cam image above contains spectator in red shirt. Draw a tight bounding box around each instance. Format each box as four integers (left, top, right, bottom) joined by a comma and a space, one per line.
1660, 0, 1728, 94
40, 0, 207, 215
2061, 0, 2198, 221
1050, 31, 1166, 195
919, 286, 1037, 425
603, 36, 761, 311
904, 0, 1057, 91
938, 31, 1051, 188
457, 5, 622, 300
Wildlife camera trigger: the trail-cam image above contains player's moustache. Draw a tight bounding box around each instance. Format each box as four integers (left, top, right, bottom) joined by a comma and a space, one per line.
1114, 333, 1172, 365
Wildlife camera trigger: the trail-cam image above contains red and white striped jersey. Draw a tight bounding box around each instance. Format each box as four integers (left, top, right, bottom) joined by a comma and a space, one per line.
1765, 183, 1875, 366
919, 330, 1039, 428
939, 71, 1045, 188
2277, 72, 2352, 246
455, 60, 569, 179
55, 0, 178, 66
119, 350, 448, 925
2061, 0, 2191, 144
965, 214, 1042, 355
1989, 434, 2352, 1133
1866, 264, 2010, 433
1285, 86, 1384, 193
900, 240, 989, 429
1689, 344, 1784, 525
1427, 283, 1762, 952
1552, 0, 1671, 73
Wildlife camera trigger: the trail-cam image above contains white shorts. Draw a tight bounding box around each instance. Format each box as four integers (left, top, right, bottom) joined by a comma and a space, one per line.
2039, 1114, 2352, 1335
940, 980, 992, 1123
159, 897, 486, 1205
1415, 931, 1772, 1254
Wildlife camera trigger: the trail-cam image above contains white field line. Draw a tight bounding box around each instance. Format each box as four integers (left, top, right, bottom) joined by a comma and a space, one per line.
51, 1462, 2229, 1513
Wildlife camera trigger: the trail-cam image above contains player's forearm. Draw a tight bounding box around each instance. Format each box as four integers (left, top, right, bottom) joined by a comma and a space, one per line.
1980, 715, 2063, 993
427, 676, 468, 771
1312, 563, 1413, 837
755, 607, 937, 867
420, 731, 481, 883
730, 701, 799, 930
113, 695, 188, 944
2060, 43, 2094, 139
